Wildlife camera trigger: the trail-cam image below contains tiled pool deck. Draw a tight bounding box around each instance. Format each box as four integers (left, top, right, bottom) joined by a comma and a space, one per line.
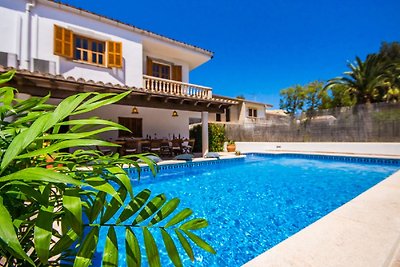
130, 151, 400, 266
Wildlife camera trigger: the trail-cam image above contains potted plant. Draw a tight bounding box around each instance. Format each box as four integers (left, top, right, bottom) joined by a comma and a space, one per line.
226, 140, 236, 152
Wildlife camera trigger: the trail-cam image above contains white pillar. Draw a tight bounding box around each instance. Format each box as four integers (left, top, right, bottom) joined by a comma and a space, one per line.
201, 111, 209, 156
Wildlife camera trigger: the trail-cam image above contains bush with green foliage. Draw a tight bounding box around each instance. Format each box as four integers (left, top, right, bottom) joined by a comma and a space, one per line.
208, 124, 225, 152
0, 71, 215, 266
189, 124, 226, 152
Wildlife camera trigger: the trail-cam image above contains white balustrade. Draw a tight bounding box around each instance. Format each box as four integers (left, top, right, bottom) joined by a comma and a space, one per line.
143, 75, 212, 99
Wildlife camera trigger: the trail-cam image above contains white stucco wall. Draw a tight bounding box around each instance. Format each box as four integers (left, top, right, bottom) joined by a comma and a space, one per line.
0, 0, 207, 88
32, 3, 144, 87
0, 1, 24, 56
71, 103, 193, 141
235, 142, 400, 157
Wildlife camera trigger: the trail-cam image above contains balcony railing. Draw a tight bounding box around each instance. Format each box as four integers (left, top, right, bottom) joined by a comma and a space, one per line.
143, 75, 212, 99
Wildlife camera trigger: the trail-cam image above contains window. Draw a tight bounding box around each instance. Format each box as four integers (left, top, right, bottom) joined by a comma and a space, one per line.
74, 36, 105, 65
118, 117, 143, 138
216, 113, 221, 122
146, 57, 182, 81
225, 108, 231, 122
152, 62, 171, 79
248, 108, 258, 118
54, 25, 123, 68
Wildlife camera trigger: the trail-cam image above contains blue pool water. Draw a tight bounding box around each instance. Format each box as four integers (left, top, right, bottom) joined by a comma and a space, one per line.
95, 154, 399, 266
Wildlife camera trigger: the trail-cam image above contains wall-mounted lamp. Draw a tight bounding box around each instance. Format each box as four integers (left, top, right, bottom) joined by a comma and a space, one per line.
172, 110, 179, 117
131, 106, 139, 114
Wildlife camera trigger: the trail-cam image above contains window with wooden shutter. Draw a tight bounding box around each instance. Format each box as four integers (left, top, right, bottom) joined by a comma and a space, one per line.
107, 41, 123, 68
146, 57, 153, 76
54, 25, 73, 58
172, 65, 182, 81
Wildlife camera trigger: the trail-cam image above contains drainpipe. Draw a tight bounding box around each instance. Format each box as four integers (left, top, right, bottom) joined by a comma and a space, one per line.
20, 0, 36, 70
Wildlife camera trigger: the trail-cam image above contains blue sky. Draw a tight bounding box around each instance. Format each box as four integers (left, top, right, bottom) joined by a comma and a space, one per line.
61, 0, 399, 108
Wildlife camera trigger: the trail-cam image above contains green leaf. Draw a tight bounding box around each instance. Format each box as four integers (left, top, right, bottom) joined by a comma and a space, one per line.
165, 208, 193, 228
183, 230, 216, 254
133, 194, 166, 225
175, 229, 194, 262
149, 198, 180, 226
0, 196, 35, 265
102, 226, 118, 267
106, 166, 133, 198
16, 139, 118, 159
72, 91, 131, 116
143, 228, 160, 267
180, 218, 208, 230
101, 186, 127, 224
86, 177, 123, 205
50, 229, 79, 257
74, 226, 99, 267
161, 229, 182, 267
0, 70, 15, 84
0, 167, 82, 185
1, 93, 92, 171
38, 126, 124, 140
34, 196, 55, 264
117, 189, 151, 224
88, 192, 106, 223
63, 188, 83, 235
125, 228, 141, 267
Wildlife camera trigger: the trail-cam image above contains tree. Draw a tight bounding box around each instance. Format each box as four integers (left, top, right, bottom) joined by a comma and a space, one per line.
303, 81, 327, 117
325, 54, 398, 104
0, 71, 215, 266
320, 84, 357, 109
279, 85, 305, 117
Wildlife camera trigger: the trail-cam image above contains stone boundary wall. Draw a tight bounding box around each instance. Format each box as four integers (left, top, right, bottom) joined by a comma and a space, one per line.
225, 102, 400, 142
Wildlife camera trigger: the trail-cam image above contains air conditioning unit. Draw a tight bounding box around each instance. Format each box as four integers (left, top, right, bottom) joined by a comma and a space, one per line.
0, 52, 17, 68
33, 58, 56, 74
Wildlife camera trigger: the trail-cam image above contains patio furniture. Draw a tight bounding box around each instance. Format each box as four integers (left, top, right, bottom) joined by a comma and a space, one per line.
171, 139, 182, 155
140, 140, 151, 153
150, 139, 162, 155
160, 140, 172, 157
182, 139, 195, 154
122, 140, 137, 155
96, 146, 112, 155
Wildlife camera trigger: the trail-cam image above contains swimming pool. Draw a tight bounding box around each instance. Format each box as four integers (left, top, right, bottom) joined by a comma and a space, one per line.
96, 154, 400, 266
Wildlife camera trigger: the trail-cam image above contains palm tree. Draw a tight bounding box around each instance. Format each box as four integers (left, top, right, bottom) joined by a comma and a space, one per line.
325, 54, 393, 104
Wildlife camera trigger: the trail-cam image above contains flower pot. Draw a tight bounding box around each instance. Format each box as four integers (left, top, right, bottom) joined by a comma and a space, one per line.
227, 144, 236, 152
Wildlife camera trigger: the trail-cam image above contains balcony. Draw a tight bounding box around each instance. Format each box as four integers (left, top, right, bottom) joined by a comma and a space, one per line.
143, 75, 212, 99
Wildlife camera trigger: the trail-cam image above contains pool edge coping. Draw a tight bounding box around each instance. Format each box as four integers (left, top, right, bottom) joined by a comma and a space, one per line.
242, 152, 400, 267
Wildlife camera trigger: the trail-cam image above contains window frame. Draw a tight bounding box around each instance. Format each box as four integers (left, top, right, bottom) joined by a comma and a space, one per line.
73, 34, 106, 67
152, 61, 171, 80
247, 108, 258, 118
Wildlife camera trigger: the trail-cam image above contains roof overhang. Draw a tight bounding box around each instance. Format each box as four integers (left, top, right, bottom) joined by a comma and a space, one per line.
3, 67, 237, 113
142, 37, 212, 70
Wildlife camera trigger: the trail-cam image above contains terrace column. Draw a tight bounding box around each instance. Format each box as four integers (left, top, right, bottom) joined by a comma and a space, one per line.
201, 111, 209, 156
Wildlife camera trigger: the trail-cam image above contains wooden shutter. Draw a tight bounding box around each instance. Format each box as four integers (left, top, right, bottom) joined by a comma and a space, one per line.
172, 65, 182, 81
146, 57, 153, 76
54, 25, 73, 58
107, 41, 123, 68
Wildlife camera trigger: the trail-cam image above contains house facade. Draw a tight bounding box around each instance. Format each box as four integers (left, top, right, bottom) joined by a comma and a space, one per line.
0, 0, 238, 154
205, 96, 272, 125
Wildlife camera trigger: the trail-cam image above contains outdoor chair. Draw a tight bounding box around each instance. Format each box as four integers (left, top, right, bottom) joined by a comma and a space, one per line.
96, 145, 112, 155
160, 140, 172, 157
122, 140, 137, 155
140, 140, 151, 153
171, 139, 182, 155
182, 139, 195, 154
150, 139, 162, 155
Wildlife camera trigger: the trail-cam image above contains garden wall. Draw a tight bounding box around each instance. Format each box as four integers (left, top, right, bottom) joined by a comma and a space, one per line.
225, 102, 400, 142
